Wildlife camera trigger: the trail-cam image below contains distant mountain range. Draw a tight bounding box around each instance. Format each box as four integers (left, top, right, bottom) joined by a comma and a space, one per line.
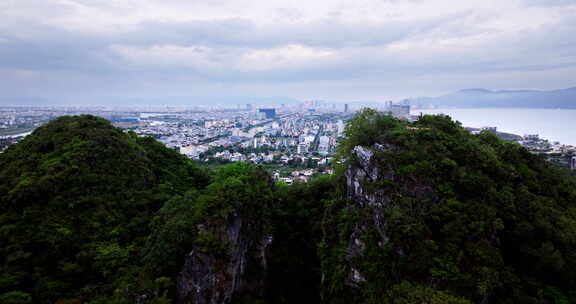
412, 86, 576, 109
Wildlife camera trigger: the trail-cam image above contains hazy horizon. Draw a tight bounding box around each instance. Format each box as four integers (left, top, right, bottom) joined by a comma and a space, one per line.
2, 0, 576, 105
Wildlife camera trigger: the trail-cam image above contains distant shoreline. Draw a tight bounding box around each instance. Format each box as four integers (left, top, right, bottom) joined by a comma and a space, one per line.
417, 108, 576, 146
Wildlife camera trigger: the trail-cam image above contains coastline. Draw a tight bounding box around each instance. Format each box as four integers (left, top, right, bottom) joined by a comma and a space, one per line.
416, 108, 576, 146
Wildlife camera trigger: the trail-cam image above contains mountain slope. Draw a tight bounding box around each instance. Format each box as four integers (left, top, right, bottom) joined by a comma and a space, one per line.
413, 86, 576, 108
0, 115, 209, 303
321, 109, 576, 303
2, 112, 576, 304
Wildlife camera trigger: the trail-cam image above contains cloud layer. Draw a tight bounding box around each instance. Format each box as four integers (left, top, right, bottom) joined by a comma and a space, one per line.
1, 0, 575, 104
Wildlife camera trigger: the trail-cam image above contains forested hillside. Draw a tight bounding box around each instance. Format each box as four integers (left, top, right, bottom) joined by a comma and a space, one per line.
321, 110, 576, 303
0, 116, 210, 303
1, 113, 575, 303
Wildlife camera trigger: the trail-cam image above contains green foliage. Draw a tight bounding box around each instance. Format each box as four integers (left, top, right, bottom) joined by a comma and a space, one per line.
385, 281, 471, 304
143, 191, 200, 275
0, 115, 209, 303
543, 286, 571, 304
322, 110, 576, 303
0, 291, 33, 304
266, 175, 339, 303
143, 162, 277, 302
337, 108, 405, 159
3, 112, 576, 304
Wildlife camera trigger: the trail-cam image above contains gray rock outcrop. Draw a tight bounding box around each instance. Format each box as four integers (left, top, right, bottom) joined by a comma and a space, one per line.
177, 212, 272, 304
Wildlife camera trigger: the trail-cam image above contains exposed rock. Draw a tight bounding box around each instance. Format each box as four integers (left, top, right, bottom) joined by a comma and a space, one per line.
343, 143, 436, 288
343, 145, 386, 288
177, 212, 271, 304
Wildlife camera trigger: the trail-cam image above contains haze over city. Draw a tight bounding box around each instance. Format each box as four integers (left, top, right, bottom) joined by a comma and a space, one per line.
2, 0, 576, 105
4, 2, 576, 303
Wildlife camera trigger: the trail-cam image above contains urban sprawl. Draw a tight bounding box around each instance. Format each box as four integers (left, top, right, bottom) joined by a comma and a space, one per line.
1, 102, 575, 180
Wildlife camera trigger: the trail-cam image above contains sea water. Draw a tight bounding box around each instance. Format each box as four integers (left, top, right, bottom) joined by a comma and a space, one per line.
416, 108, 576, 146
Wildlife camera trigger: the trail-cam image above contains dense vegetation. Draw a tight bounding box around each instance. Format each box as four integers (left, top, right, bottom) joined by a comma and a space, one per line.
321, 109, 576, 303
1, 113, 575, 303
0, 116, 209, 303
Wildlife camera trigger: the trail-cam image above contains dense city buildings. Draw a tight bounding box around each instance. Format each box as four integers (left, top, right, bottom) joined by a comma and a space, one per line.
388, 104, 410, 119
1, 102, 574, 175
258, 108, 276, 119
0, 103, 354, 180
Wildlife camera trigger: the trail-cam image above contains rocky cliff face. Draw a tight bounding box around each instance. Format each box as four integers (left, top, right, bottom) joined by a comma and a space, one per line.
168, 163, 275, 304
177, 210, 272, 304
343, 143, 436, 288
344, 146, 384, 286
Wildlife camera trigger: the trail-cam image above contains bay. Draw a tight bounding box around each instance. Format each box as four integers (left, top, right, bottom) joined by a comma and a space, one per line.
415, 108, 576, 146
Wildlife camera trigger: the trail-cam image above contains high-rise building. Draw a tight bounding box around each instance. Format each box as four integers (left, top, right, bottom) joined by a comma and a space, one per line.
318, 136, 330, 154
258, 108, 276, 119
337, 120, 345, 136
389, 104, 410, 119
480, 126, 497, 133
344, 104, 349, 113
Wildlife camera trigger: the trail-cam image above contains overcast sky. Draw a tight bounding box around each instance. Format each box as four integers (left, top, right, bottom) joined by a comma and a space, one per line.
1, 0, 575, 105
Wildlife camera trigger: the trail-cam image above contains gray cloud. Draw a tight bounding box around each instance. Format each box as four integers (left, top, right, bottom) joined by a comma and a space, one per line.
522, 0, 576, 7
0, 0, 575, 104
128, 16, 445, 48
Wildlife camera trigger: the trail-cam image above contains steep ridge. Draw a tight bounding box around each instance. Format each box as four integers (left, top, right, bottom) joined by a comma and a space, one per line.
413, 86, 576, 108
2, 112, 576, 304
146, 163, 275, 304
321, 109, 576, 303
0, 115, 209, 303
